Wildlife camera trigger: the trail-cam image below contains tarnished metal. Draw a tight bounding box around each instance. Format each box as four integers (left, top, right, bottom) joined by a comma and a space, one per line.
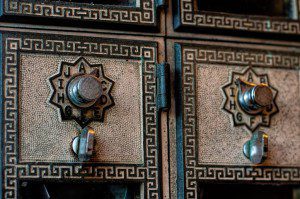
157, 62, 170, 112
49, 57, 115, 127
72, 126, 95, 162
0, 31, 164, 198
173, 0, 300, 36
2, 1, 300, 197
236, 78, 274, 115
243, 131, 269, 164
222, 67, 279, 132
170, 40, 300, 199
67, 70, 103, 108
0, 0, 161, 31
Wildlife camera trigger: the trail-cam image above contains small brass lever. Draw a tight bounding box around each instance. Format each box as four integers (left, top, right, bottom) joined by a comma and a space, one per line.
243, 131, 268, 164
72, 126, 95, 161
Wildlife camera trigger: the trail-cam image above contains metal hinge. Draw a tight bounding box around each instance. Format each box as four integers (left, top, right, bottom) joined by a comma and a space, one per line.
156, 62, 170, 112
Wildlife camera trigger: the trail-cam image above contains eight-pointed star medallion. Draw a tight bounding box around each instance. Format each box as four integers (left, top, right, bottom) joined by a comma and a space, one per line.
49, 57, 114, 127
222, 67, 278, 132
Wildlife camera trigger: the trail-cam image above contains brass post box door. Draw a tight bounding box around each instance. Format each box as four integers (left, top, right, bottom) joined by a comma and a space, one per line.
173, 0, 300, 36
1, 1, 300, 198
0, 31, 166, 198
168, 39, 300, 198
0, 0, 164, 31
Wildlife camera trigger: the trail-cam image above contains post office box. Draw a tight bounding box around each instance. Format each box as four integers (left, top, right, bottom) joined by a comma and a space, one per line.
168, 39, 300, 198
0, 0, 165, 32
172, 0, 300, 36
0, 30, 168, 198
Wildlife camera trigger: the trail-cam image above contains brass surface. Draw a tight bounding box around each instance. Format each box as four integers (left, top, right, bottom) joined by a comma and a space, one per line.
197, 65, 299, 166
19, 54, 143, 164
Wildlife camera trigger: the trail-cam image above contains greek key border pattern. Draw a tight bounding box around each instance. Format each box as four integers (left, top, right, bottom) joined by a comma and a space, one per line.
2, 34, 159, 199
180, 0, 300, 34
180, 44, 300, 198
4, 0, 155, 25
182, 46, 300, 69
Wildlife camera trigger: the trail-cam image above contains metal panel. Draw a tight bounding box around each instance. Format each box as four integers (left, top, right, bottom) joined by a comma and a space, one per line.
0, 0, 164, 31
0, 31, 163, 198
173, 0, 300, 35
168, 39, 300, 199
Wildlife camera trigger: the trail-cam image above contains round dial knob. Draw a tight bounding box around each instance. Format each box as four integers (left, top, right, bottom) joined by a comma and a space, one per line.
237, 79, 273, 115
68, 74, 103, 108
250, 85, 273, 107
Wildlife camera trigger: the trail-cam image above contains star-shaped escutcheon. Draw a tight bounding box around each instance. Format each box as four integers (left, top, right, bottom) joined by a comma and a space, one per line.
222, 67, 278, 132
49, 57, 114, 127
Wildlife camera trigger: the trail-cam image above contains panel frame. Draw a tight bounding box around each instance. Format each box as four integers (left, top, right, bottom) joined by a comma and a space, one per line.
172, 40, 300, 199
173, 0, 300, 35
0, 0, 161, 30
0, 31, 162, 199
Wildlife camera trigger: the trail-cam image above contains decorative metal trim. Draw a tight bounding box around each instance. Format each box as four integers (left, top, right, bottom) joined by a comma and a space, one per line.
1, 33, 160, 199
174, 0, 300, 35
175, 43, 300, 199
221, 67, 279, 132
48, 57, 115, 127
2, 0, 157, 27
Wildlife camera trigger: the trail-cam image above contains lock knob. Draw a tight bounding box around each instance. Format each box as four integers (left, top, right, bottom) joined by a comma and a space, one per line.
236, 78, 273, 115
67, 69, 103, 108
243, 131, 268, 164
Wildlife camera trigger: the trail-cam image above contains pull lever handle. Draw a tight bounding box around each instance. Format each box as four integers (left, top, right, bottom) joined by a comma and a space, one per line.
72, 126, 95, 161
243, 131, 268, 164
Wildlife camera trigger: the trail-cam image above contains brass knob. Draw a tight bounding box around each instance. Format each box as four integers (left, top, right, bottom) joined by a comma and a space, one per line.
243, 131, 268, 164
236, 78, 273, 115
67, 69, 102, 108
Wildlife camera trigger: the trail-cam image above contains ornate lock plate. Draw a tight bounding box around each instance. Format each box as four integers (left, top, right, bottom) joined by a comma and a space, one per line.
222, 67, 278, 132
49, 57, 114, 127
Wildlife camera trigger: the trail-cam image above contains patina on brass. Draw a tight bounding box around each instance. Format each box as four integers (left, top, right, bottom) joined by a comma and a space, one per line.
72, 126, 95, 162
67, 69, 103, 108
243, 131, 268, 164
49, 57, 115, 127
236, 78, 274, 115
222, 67, 279, 132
